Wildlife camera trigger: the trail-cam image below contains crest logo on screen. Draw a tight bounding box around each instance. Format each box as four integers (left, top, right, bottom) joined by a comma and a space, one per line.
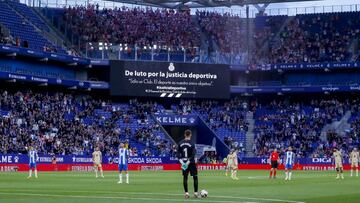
168, 63, 175, 71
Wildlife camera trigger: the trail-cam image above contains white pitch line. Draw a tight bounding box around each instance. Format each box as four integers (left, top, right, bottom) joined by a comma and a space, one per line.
207, 195, 305, 203
99, 191, 305, 203
0, 192, 248, 203
0, 189, 305, 203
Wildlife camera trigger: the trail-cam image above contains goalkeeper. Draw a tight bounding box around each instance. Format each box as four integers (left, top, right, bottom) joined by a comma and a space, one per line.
177, 130, 199, 198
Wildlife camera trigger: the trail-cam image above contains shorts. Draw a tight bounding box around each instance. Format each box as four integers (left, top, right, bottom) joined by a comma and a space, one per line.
351, 162, 358, 168
230, 164, 238, 170
285, 163, 293, 170
118, 164, 128, 172
29, 163, 36, 169
271, 161, 278, 169
93, 163, 102, 168
335, 162, 343, 169
182, 163, 198, 177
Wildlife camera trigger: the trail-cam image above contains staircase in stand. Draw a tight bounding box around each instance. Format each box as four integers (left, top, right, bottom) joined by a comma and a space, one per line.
245, 111, 255, 157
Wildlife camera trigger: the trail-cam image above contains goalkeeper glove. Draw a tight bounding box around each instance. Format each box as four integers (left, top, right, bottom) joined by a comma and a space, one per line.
181, 163, 188, 170
180, 160, 190, 171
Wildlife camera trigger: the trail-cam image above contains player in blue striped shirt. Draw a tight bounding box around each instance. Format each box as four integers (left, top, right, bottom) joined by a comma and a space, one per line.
284, 147, 295, 181
118, 142, 129, 184
26, 146, 39, 179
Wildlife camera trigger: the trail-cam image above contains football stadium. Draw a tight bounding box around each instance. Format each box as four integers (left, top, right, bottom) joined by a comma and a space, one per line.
0, 0, 360, 202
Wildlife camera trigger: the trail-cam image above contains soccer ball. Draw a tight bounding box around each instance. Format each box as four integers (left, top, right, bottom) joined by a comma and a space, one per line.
200, 189, 208, 198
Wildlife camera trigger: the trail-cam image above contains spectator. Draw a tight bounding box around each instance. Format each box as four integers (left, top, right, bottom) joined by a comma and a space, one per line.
0, 90, 172, 157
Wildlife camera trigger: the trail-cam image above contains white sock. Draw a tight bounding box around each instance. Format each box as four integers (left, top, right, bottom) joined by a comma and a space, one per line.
119, 174, 122, 183
351, 170, 353, 176
34, 170, 38, 178
126, 173, 129, 183
356, 169, 358, 176
289, 172, 292, 180
95, 170, 98, 177
285, 172, 288, 179
29, 170, 32, 177
100, 169, 104, 177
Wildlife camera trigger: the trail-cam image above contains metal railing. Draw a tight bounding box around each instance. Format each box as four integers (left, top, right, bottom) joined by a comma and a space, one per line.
23, 0, 360, 18
84, 42, 248, 64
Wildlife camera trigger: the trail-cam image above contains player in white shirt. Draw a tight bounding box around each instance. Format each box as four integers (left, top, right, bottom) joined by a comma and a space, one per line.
118, 142, 129, 184
349, 148, 359, 177
284, 147, 295, 181
26, 146, 38, 179
229, 150, 239, 180
333, 148, 344, 179
92, 147, 104, 178
224, 153, 231, 177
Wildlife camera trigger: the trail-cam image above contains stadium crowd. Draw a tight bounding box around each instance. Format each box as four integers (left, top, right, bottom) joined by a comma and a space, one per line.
60, 5, 360, 64
63, 5, 201, 49
253, 99, 351, 158
174, 99, 250, 132
330, 102, 360, 157
62, 5, 247, 53
1, 89, 360, 159
196, 11, 245, 53
0, 90, 172, 157
251, 13, 360, 65
310, 101, 360, 159
2, 3, 359, 65
175, 98, 360, 159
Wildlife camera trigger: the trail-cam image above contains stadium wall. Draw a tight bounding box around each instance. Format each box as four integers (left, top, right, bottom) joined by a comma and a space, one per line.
0, 58, 76, 79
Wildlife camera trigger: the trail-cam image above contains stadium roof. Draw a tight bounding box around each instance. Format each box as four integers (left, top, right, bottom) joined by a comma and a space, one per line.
110, 0, 319, 8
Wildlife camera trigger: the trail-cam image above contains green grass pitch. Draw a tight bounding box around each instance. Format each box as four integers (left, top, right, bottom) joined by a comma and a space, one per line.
1, 170, 359, 203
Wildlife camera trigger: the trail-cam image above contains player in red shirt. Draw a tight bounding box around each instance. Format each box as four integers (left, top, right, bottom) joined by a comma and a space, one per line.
269, 149, 280, 179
